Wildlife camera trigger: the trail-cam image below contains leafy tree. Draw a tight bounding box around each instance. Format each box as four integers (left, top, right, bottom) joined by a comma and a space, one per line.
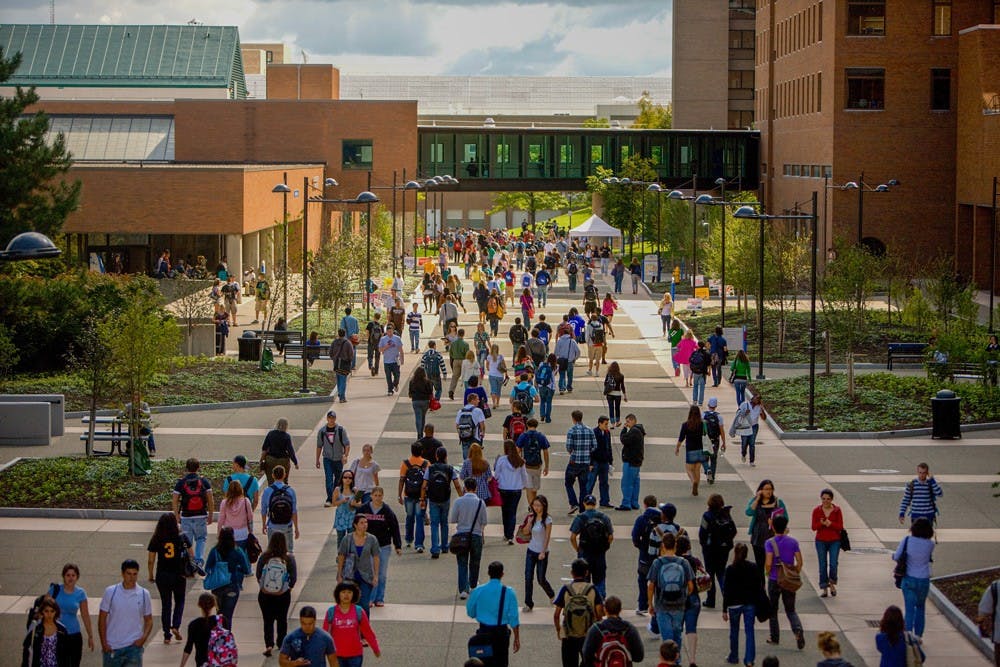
820, 241, 881, 352
488, 192, 568, 232
310, 227, 388, 325
582, 117, 610, 128
66, 319, 114, 457
925, 255, 965, 333
632, 91, 672, 129
0, 323, 18, 377
170, 282, 215, 356
0, 47, 81, 247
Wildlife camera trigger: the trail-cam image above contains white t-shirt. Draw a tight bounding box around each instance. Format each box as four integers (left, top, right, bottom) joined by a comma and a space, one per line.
487, 354, 506, 378
99, 583, 152, 650
349, 459, 381, 492
456, 406, 486, 430
527, 515, 553, 553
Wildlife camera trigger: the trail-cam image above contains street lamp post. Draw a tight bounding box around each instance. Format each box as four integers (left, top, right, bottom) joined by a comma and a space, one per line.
401, 176, 421, 277
990, 176, 998, 333
391, 171, 398, 275
735, 197, 819, 428
667, 185, 709, 287
841, 171, 900, 246
271, 180, 290, 322
716, 178, 728, 326
0, 232, 62, 262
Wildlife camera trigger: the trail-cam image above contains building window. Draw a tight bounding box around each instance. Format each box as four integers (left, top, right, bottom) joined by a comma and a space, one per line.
342, 139, 373, 169
931, 68, 951, 110
846, 68, 885, 109
265, 50, 274, 64
730, 29, 755, 49
932, 0, 952, 35
995, 0, 1000, 23
848, 0, 885, 35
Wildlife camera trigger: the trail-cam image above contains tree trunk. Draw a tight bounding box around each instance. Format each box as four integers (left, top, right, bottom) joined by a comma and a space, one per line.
846, 353, 855, 399
86, 398, 97, 458
824, 331, 832, 376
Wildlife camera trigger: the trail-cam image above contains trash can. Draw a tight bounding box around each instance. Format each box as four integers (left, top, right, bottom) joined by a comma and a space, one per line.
930, 389, 961, 439
238, 335, 263, 362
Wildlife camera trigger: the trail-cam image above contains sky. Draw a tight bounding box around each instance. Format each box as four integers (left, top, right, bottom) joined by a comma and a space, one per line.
0, 0, 672, 77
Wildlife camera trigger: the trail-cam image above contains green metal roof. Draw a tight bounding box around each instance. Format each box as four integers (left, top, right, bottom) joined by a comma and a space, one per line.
0, 24, 247, 98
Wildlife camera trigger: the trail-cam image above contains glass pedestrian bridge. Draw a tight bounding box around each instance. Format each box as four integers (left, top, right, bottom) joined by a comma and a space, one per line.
417, 126, 760, 191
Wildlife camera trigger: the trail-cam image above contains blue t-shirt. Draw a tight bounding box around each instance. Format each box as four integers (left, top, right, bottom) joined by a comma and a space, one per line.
222, 472, 259, 501
55, 586, 87, 634
280, 627, 335, 664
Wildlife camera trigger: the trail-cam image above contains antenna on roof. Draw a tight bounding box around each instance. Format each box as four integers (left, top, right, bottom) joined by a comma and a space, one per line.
187, 18, 202, 25
49, 0, 54, 24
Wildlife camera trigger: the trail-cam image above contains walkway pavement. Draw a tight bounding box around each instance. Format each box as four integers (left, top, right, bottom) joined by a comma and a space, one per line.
0, 266, 994, 666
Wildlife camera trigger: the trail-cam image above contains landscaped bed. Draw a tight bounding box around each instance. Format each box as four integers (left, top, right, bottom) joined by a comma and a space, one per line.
934, 567, 1000, 637
0, 457, 257, 511
0, 357, 336, 412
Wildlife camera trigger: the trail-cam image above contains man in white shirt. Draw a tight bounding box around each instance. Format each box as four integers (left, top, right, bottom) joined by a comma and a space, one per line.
99, 559, 153, 666
455, 392, 487, 460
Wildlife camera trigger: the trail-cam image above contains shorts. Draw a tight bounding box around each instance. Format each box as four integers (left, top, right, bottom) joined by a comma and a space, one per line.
588, 345, 603, 364
525, 466, 542, 490
685, 450, 706, 465
255, 298, 267, 309
489, 375, 504, 396
225, 300, 238, 315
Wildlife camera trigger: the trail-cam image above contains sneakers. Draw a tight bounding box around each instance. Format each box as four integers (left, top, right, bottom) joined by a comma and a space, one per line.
741, 456, 747, 464
459, 591, 469, 600
750, 462, 756, 467
635, 609, 646, 616
795, 630, 805, 650
522, 605, 533, 613
567, 507, 578, 516
406, 542, 412, 549
431, 552, 440, 559
585, 370, 593, 376
416, 546, 424, 553
323, 501, 332, 508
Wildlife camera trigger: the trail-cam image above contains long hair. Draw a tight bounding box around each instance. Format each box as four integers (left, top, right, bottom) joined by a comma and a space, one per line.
261, 530, 289, 563
607, 361, 623, 381
225, 478, 245, 506
515, 345, 529, 364
879, 605, 905, 645
412, 367, 428, 385
735, 349, 750, 364
533, 494, 550, 522
503, 439, 524, 469
686, 404, 702, 431
153, 512, 180, 543
216, 526, 236, 557
469, 443, 488, 475
732, 542, 749, 563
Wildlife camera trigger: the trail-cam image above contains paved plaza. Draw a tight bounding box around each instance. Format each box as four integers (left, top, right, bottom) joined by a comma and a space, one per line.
0, 272, 996, 666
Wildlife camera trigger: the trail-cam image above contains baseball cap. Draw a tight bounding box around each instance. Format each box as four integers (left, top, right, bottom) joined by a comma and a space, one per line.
658, 502, 677, 520
708, 397, 718, 408
583, 495, 598, 506
327, 410, 337, 418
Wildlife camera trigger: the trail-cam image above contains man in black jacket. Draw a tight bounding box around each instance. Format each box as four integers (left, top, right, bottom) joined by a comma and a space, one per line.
617, 414, 645, 511
580, 595, 644, 666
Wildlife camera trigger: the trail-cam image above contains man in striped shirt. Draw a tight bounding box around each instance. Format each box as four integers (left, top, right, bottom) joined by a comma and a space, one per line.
565, 410, 597, 516
406, 302, 423, 352
899, 462, 943, 524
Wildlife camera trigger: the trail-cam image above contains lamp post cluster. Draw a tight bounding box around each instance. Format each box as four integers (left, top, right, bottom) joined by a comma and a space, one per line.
600, 176, 659, 262
822, 172, 900, 252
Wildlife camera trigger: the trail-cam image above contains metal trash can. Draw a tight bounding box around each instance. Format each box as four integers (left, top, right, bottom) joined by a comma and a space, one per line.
930, 389, 961, 439
237, 335, 263, 362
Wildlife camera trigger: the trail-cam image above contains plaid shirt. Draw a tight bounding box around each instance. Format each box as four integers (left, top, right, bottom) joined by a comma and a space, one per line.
565, 422, 597, 465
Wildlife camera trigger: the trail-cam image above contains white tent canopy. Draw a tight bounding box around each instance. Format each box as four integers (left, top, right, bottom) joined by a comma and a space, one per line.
568, 215, 622, 246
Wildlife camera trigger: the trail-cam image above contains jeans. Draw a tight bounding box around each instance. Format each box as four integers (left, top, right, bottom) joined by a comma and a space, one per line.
404, 497, 426, 548
374, 544, 392, 603
180, 516, 208, 567
558, 363, 575, 391
703, 547, 730, 607
815, 539, 841, 589
429, 501, 450, 555
580, 549, 608, 598
258, 589, 291, 649
606, 395, 622, 423
367, 346, 381, 373
522, 308, 531, 330
684, 598, 701, 633
430, 375, 443, 400
692, 373, 706, 405
524, 549, 555, 608
568, 274, 577, 291
727, 604, 756, 665
336, 373, 348, 401
637, 563, 651, 611
338, 655, 364, 667
711, 361, 723, 386
409, 329, 421, 352
613, 274, 624, 293
631, 273, 640, 293
620, 462, 641, 509
702, 441, 720, 481
655, 609, 685, 650
564, 462, 590, 511
587, 462, 611, 507
154, 572, 186, 638
601, 257, 609, 274
457, 534, 484, 593
489, 375, 504, 398
384, 361, 400, 392
537, 285, 548, 306
323, 458, 344, 503
216, 584, 240, 629
561, 636, 586, 667
411, 400, 429, 439
500, 489, 522, 540
741, 425, 759, 463
901, 576, 931, 636
538, 386, 554, 421
734, 379, 748, 406
767, 578, 803, 642
102, 645, 143, 667
355, 578, 373, 617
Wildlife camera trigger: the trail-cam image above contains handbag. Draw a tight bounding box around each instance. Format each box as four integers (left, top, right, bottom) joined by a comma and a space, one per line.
449, 500, 483, 555
904, 631, 925, 667
482, 405, 493, 419
244, 503, 262, 564
893, 536, 909, 589
515, 513, 534, 544
839, 528, 851, 552
754, 583, 771, 622
770, 537, 802, 592
203, 557, 231, 591
487, 477, 502, 507
429, 397, 441, 412
468, 586, 506, 659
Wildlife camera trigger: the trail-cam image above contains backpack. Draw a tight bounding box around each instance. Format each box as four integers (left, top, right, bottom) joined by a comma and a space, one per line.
579, 514, 612, 552
603, 374, 617, 395
267, 486, 294, 525
206, 615, 238, 666
703, 411, 722, 444
688, 349, 708, 374
513, 385, 534, 413
508, 415, 527, 440
457, 407, 477, 442
536, 271, 549, 286
259, 557, 290, 595
368, 323, 384, 349
656, 558, 688, 607
403, 460, 427, 498
585, 284, 598, 300
568, 263, 578, 275
255, 281, 269, 300
594, 627, 633, 667
590, 322, 606, 345
422, 351, 442, 378
521, 274, 532, 287
561, 582, 597, 638
180, 477, 207, 513
426, 463, 453, 503
521, 432, 543, 467
707, 509, 737, 549
26, 584, 60, 630
526, 257, 537, 272
511, 325, 527, 346
535, 363, 553, 388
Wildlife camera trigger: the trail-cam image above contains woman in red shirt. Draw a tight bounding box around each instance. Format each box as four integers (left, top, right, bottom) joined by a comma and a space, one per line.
811, 488, 844, 598
322, 581, 381, 666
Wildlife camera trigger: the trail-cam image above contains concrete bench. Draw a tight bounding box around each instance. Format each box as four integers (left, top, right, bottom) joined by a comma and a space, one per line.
0, 394, 64, 436
0, 402, 51, 445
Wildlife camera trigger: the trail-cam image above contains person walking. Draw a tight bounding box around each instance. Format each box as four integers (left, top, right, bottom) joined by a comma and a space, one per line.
485, 344, 509, 410
474, 322, 491, 374
422, 446, 463, 559
658, 294, 674, 336
618, 413, 646, 511
898, 462, 943, 526
708, 326, 729, 387
698, 494, 737, 609
333, 468, 364, 546
203, 527, 251, 630
522, 494, 555, 611
603, 362, 627, 427
449, 328, 471, 400
495, 439, 528, 544
398, 442, 430, 553
812, 488, 845, 598
178, 594, 218, 667
279, 606, 336, 667
337, 514, 381, 616
52, 564, 94, 667
611, 259, 625, 294
451, 478, 489, 599
535, 353, 556, 424
676, 535, 705, 667
746, 479, 787, 579
329, 330, 355, 401
584, 312, 606, 376
601, 293, 618, 338
647, 532, 694, 652
172, 457, 214, 570
346, 443, 381, 504
223, 454, 260, 510
589, 416, 614, 509
407, 301, 424, 352
256, 531, 297, 658
763, 513, 805, 650
729, 350, 752, 406
722, 543, 762, 667
570, 496, 614, 598
580, 595, 644, 666
23, 594, 71, 667
457, 393, 488, 460
555, 328, 581, 395
461, 443, 495, 504
339, 307, 361, 371
565, 410, 598, 515
675, 331, 697, 388
365, 313, 385, 377
357, 487, 402, 608
322, 582, 381, 666
261, 465, 300, 552
407, 367, 434, 440
145, 514, 189, 645
876, 605, 924, 667
668, 319, 684, 377
466, 561, 521, 667
421, 339, 448, 400
520, 288, 535, 329
702, 398, 726, 485
379, 324, 405, 396
316, 410, 351, 508
628, 257, 642, 294
554, 558, 605, 667
631, 495, 662, 617
733, 395, 766, 467
260, 418, 298, 485
893, 518, 936, 639
516, 419, 551, 507
816, 632, 854, 667
689, 340, 710, 407
676, 405, 707, 497
216, 479, 253, 552
99, 559, 153, 667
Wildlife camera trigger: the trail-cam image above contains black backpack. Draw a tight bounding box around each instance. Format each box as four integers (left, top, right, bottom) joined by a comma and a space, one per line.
403, 460, 427, 498
267, 486, 294, 525
513, 385, 534, 413
703, 411, 722, 443
688, 349, 708, 374
590, 322, 606, 345
511, 325, 527, 346
707, 508, 737, 549
180, 477, 208, 513
521, 432, 543, 466
426, 463, 453, 503
579, 514, 612, 552
568, 263, 578, 275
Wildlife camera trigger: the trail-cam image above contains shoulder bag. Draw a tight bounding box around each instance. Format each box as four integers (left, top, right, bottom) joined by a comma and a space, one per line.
244, 502, 262, 564
468, 585, 507, 659
769, 537, 802, 592
893, 536, 909, 589
449, 500, 483, 555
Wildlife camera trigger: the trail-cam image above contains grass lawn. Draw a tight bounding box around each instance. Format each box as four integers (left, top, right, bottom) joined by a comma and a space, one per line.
0, 357, 336, 411
0, 457, 257, 510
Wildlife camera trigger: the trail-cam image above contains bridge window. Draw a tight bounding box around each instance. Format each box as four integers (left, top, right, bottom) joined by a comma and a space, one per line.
526, 136, 553, 178
342, 139, 373, 169
847, 0, 885, 36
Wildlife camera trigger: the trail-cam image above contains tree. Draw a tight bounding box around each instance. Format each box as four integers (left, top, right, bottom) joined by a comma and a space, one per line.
66, 319, 114, 457
820, 241, 881, 352
488, 192, 568, 232
311, 228, 387, 325
0, 48, 81, 247
631, 91, 672, 129
0, 323, 18, 378
100, 296, 180, 476
171, 282, 214, 356
582, 117, 610, 128
587, 157, 659, 258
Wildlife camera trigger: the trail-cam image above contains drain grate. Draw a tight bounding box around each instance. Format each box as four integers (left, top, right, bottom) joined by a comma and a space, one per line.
865, 620, 881, 628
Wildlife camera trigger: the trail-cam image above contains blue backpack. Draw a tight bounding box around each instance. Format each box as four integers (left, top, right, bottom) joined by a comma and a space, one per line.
535, 363, 553, 388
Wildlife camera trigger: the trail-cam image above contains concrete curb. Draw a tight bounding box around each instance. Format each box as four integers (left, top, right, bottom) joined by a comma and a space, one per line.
64, 393, 335, 419
929, 569, 997, 661
766, 410, 1000, 440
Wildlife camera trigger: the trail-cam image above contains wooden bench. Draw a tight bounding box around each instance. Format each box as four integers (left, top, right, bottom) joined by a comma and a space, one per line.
887, 342, 928, 370
928, 361, 993, 383
254, 330, 304, 351
81, 415, 150, 456
283, 343, 331, 365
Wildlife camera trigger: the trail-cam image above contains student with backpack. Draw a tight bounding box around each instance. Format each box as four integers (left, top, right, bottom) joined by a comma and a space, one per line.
618, 414, 646, 511
398, 442, 430, 553
515, 419, 551, 507
456, 393, 487, 460
203, 527, 251, 630
698, 494, 737, 609
763, 513, 805, 650
702, 398, 726, 484
171, 457, 215, 569
422, 447, 464, 559
580, 595, 644, 667
535, 353, 557, 424
509, 373, 539, 418
688, 340, 710, 407
646, 532, 695, 651
554, 558, 605, 667
179, 593, 221, 667
585, 312, 606, 376
570, 496, 615, 598
255, 531, 297, 657
675, 535, 708, 667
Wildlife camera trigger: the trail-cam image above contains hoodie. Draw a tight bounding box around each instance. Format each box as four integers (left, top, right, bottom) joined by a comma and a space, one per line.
580, 616, 645, 666
619, 423, 646, 466
632, 507, 662, 564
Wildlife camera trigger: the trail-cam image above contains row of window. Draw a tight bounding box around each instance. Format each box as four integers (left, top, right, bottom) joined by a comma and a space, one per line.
845, 68, 951, 111
783, 164, 833, 179
848, 0, 1000, 37
767, 73, 823, 119
765, 1, 824, 63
